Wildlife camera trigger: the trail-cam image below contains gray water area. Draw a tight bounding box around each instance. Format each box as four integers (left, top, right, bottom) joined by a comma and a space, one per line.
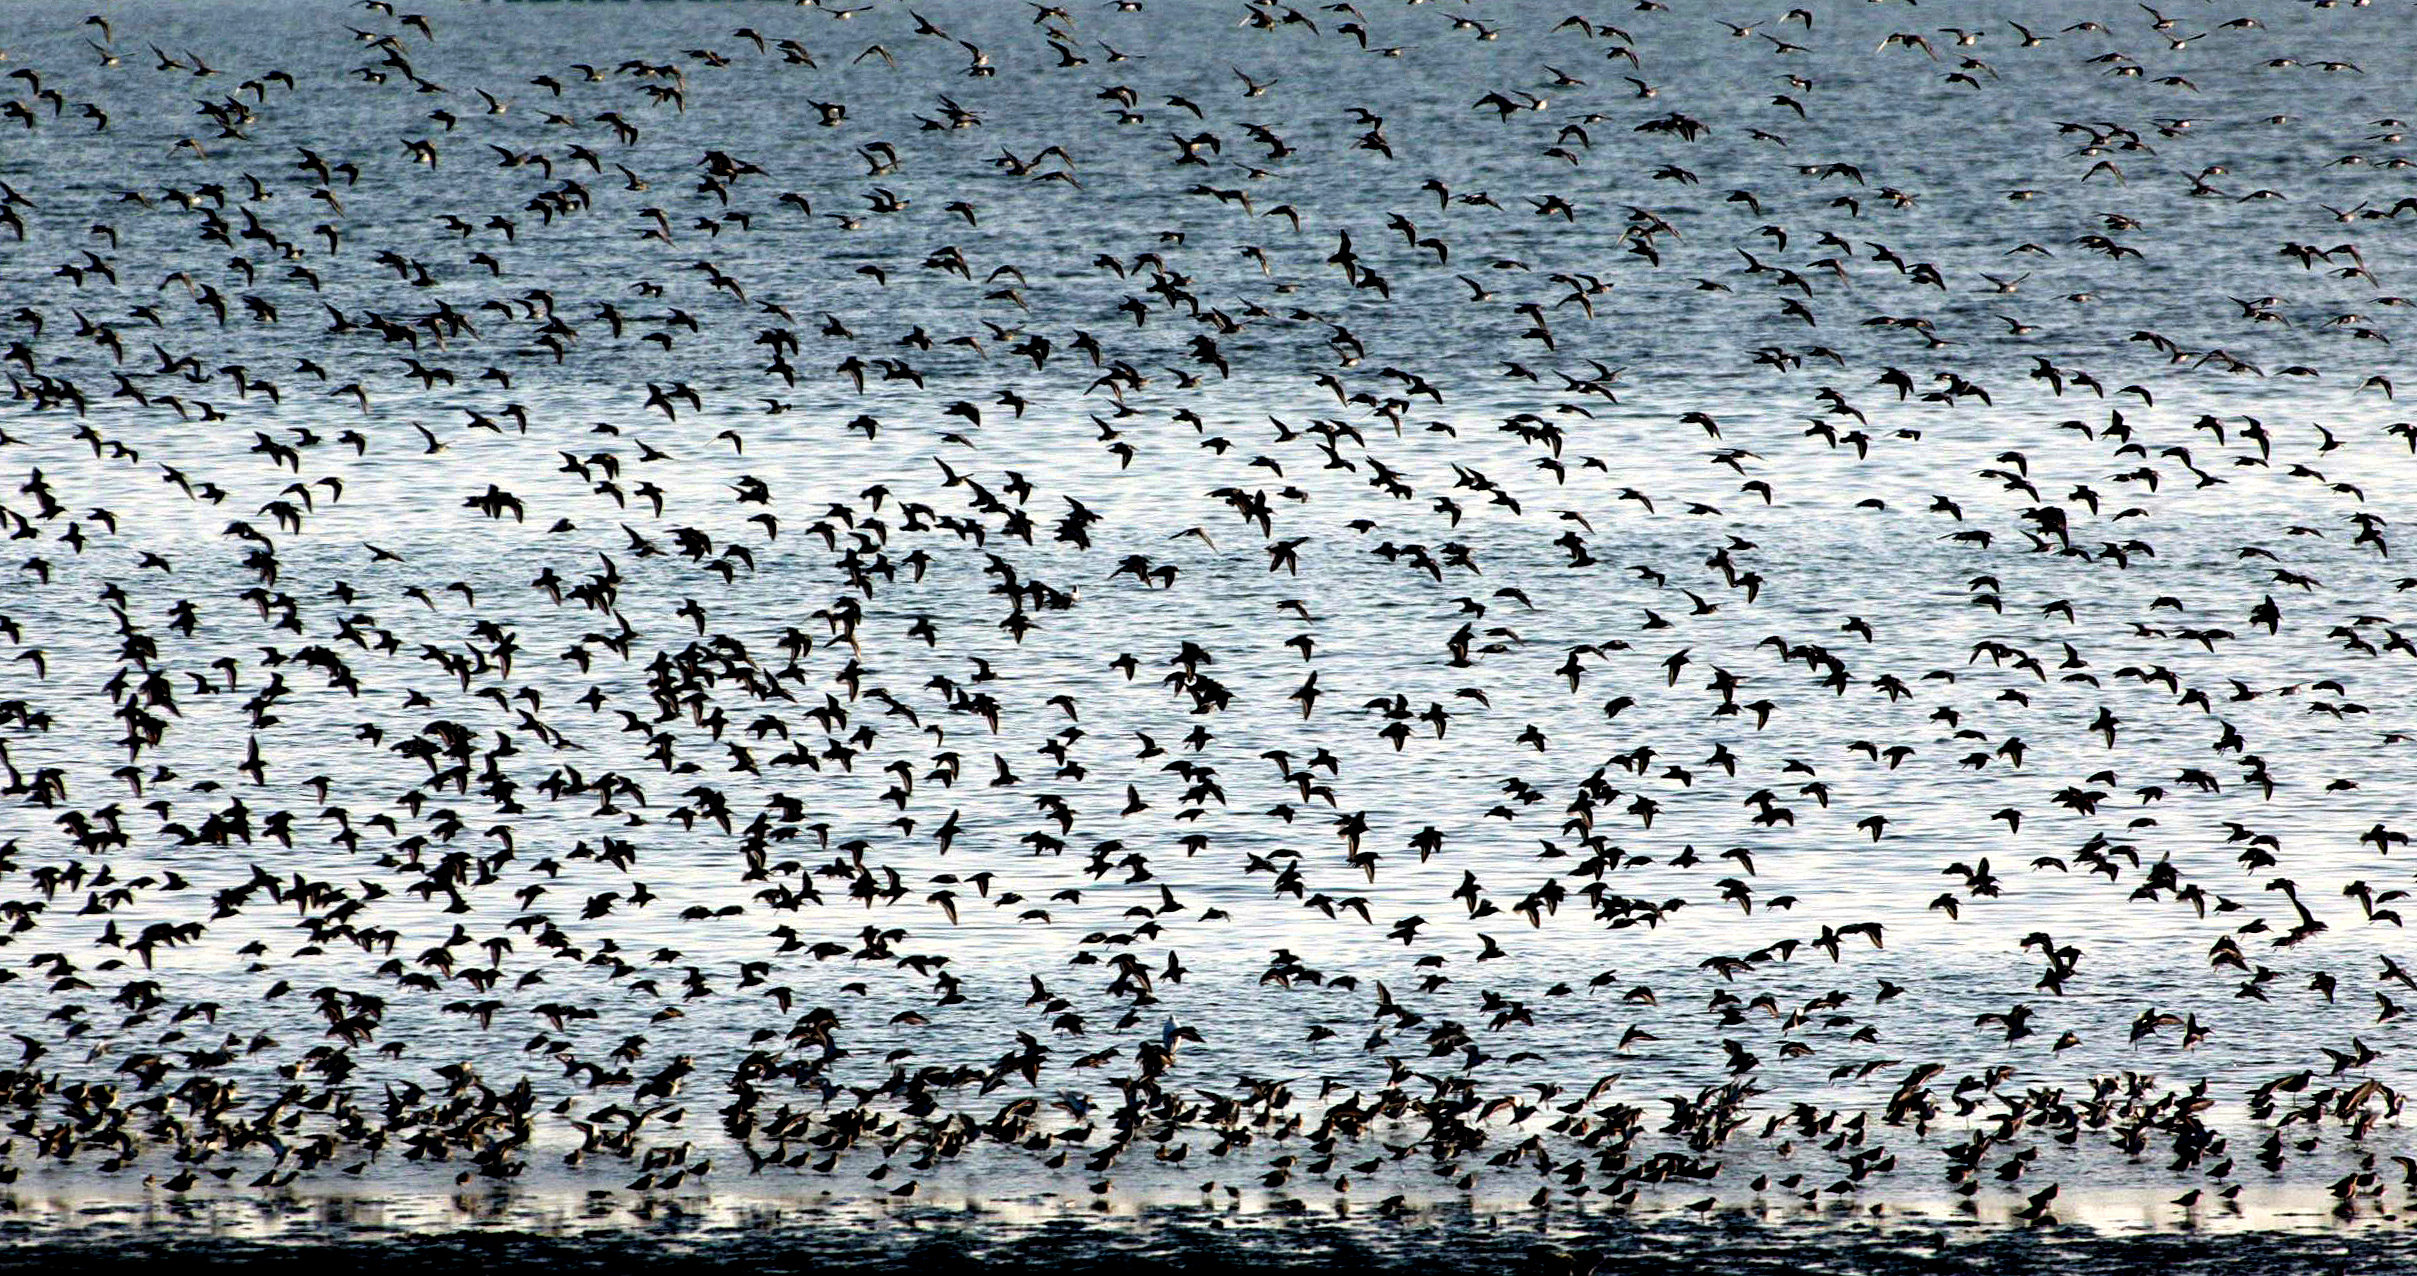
1, 0, 2416, 1264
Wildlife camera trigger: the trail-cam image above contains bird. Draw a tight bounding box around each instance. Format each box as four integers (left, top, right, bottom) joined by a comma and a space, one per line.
0, 0, 2395, 1237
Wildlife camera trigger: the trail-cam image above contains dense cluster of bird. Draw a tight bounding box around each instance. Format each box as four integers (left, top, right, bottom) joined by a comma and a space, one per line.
0, 0, 2415, 1231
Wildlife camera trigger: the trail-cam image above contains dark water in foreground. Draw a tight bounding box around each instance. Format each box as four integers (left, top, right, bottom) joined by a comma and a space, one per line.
1, 1210, 2411, 1275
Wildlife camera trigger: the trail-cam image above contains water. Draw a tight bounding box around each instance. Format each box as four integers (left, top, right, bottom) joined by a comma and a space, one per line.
1, 0, 2415, 1264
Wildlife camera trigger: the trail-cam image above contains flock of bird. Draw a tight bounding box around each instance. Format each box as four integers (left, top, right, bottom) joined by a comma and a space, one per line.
0, 0, 2414, 1232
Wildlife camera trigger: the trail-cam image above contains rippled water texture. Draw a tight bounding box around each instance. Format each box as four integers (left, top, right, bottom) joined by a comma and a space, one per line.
1, 0, 2415, 1265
